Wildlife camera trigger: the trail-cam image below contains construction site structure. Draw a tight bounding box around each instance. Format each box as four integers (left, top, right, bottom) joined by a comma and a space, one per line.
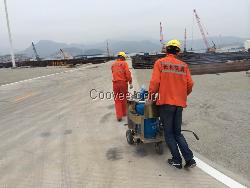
160, 22, 168, 53
106, 41, 110, 57
184, 28, 187, 53
193, 9, 216, 53
32, 42, 41, 61
160, 22, 164, 44
245, 40, 250, 52
60, 49, 73, 60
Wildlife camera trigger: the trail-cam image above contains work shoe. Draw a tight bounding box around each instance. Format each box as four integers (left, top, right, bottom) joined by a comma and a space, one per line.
168, 159, 182, 169
184, 159, 196, 168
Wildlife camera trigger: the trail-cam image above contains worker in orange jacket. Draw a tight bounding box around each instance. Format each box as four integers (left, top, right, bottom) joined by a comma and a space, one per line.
112, 52, 133, 121
148, 40, 196, 169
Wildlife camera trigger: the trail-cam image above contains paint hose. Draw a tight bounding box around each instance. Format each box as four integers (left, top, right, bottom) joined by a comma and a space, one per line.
182, 129, 199, 140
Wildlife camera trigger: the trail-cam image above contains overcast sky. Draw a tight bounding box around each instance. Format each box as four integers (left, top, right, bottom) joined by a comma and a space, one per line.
0, 0, 249, 50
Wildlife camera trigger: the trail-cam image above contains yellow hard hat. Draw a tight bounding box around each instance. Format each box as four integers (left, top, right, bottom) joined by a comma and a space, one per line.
117, 51, 127, 58
166, 39, 181, 49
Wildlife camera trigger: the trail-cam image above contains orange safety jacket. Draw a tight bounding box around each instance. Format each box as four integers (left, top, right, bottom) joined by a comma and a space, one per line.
111, 59, 132, 84
148, 54, 193, 108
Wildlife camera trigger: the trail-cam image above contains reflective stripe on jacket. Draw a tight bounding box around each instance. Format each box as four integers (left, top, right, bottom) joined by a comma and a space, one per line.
111, 60, 132, 84
148, 54, 193, 108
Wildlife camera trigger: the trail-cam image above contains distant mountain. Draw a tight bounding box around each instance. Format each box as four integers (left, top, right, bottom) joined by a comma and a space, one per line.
84, 49, 105, 55
22, 40, 70, 58
72, 40, 162, 55
185, 36, 246, 51
16, 36, 248, 58
108, 40, 162, 54
49, 48, 104, 59
21, 40, 106, 58
49, 47, 84, 59
20, 40, 162, 58
60, 47, 83, 56
0, 47, 9, 55
106, 37, 246, 54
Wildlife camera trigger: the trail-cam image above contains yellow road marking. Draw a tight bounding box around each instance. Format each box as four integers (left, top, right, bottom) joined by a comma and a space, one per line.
14, 92, 36, 103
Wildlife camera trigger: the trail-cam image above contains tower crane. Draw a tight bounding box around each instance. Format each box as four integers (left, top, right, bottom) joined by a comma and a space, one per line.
193, 9, 216, 52
32, 42, 41, 61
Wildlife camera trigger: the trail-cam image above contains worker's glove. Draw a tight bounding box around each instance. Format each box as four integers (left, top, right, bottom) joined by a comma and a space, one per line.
129, 84, 133, 89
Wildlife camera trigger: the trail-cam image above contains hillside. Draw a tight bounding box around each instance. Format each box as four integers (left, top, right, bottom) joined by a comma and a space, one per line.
0, 36, 246, 58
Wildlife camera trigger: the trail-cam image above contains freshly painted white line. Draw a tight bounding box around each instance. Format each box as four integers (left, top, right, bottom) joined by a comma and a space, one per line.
194, 157, 246, 188
0, 64, 104, 88
0, 72, 61, 87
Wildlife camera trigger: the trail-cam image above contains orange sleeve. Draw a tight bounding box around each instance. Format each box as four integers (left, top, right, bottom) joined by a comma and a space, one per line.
148, 60, 161, 99
186, 66, 194, 95
124, 62, 132, 84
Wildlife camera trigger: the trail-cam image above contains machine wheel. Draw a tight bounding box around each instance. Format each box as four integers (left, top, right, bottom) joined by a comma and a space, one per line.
126, 130, 134, 145
155, 142, 163, 155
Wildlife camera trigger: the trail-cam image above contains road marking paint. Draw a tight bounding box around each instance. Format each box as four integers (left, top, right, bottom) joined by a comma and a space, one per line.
194, 157, 247, 188
14, 92, 36, 102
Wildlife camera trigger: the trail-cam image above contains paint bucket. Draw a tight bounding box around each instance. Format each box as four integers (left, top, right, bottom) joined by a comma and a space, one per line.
144, 118, 158, 139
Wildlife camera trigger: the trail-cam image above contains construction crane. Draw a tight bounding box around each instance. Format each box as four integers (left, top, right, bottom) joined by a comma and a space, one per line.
160, 22, 167, 53
160, 22, 164, 44
60, 49, 73, 60
32, 42, 41, 61
184, 28, 187, 53
106, 41, 110, 57
193, 9, 216, 52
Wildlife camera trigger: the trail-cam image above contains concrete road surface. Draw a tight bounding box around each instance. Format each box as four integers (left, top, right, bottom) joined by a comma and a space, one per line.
0, 62, 247, 188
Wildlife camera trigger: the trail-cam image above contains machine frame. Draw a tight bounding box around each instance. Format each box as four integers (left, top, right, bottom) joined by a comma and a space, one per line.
125, 99, 165, 154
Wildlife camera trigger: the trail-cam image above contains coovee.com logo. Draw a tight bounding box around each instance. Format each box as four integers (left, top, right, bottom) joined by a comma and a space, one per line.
89, 89, 158, 101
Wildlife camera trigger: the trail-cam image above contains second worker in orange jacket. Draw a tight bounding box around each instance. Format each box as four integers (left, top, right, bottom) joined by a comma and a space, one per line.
148, 40, 196, 169
112, 52, 133, 122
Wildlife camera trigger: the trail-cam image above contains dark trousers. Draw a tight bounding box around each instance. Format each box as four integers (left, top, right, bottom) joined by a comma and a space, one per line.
159, 105, 193, 163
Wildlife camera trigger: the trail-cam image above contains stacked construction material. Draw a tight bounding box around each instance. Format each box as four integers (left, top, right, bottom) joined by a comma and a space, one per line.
131, 52, 250, 69
189, 61, 250, 75
0, 56, 115, 68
